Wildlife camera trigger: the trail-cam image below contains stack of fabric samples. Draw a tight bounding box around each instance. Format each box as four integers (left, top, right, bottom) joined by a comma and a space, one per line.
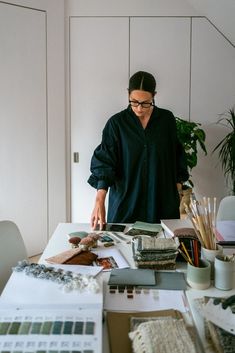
132, 236, 179, 270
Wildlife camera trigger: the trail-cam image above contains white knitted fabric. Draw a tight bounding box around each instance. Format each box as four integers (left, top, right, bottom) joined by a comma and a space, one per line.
129, 318, 197, 353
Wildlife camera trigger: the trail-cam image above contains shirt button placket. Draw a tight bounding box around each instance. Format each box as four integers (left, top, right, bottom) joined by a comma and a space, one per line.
143, 141, 148, 219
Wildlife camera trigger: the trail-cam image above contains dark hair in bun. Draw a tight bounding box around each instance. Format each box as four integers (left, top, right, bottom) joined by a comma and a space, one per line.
128, 71, 156, 95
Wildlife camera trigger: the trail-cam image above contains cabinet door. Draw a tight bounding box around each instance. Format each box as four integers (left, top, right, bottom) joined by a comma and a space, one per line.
70, 17, 129, 222
130, 17, 190, 118
0, 3, 48, 255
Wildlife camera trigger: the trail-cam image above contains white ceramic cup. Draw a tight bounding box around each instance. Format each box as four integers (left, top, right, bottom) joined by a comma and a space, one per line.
214, 255, 234, 290
186, 259, 211, 290
201, 244, 223, 279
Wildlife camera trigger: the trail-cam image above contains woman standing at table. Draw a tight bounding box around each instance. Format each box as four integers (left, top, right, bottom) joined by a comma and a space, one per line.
88, 71, 189, 230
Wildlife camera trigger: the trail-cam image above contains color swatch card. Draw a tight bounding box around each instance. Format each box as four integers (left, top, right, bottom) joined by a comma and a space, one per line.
108, 268, 156, 286
0, 307, 102, 353
104, 283, 188, 313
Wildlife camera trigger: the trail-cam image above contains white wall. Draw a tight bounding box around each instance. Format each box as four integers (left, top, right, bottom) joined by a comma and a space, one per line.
66, 0, 198, 16
191, 17, 235, 199
187, 0, 235, 46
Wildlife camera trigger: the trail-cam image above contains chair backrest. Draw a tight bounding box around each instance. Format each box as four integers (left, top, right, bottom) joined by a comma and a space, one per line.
216, 196, 235, 222
0, 220, 27, 294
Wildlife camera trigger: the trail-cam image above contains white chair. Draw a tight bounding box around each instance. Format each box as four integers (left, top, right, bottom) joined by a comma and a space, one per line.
0, 220, 27, 294
216, 196, 235, 221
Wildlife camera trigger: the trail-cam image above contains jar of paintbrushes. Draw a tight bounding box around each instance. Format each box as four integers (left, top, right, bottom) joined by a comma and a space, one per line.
184, 196, 224, 284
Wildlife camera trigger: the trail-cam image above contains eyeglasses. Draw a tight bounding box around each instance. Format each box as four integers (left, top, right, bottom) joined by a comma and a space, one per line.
129, 100, 154, 108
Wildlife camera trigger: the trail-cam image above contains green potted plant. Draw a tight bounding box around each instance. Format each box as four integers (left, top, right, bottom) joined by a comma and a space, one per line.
175, 117, 207, 213
212, 107, 235, 195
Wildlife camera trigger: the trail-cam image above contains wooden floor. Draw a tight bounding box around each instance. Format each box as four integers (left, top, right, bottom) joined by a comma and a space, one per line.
29, 254, 42, 263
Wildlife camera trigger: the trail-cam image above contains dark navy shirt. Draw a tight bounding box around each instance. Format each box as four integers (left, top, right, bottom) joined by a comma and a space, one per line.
88, 105, 189, 223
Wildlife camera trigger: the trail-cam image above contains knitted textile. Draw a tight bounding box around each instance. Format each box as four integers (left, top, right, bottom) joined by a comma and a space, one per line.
129, 318, 197, 353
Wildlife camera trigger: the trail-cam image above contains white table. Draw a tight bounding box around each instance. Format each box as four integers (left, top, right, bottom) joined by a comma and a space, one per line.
1, 222, 235, 353
38, 223, 135, 353
39, 223, 235, 353
39, 223, 135, 268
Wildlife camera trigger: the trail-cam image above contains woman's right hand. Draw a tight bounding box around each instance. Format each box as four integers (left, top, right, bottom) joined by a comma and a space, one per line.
91, 189, 107, 230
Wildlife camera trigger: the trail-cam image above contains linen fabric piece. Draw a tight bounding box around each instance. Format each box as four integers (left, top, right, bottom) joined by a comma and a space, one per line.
88, 105, 189, 223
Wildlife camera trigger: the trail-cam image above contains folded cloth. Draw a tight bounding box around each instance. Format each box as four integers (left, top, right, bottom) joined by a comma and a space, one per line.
46, 248, 98, 265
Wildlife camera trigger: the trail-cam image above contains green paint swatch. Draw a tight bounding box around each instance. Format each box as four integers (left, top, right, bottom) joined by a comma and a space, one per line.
8, 322, 21, 334
30, 322, 42, 334
40, 321, 53, 334
85, 321, 94, 335
74, 321, 84, 334
18, 321, 31, 334
51, 321, 63, 334
63, 321, 73, 334
0, 322, 11, 335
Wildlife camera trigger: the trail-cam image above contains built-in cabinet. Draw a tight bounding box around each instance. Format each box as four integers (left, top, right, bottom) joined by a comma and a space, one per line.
0, 3, 48, 255
70, 17, 129, 222
0, 0, 66, 256
70, 15, 235, 222
70, 16, 191, 222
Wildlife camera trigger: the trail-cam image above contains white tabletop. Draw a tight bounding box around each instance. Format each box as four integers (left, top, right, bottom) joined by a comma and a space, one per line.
39, 223, 235, 353
39, 223, 135, 268
1, 222, 235, 353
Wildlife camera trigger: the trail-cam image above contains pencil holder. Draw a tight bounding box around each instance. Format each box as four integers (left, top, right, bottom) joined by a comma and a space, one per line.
201, 245, 223, 280
214, 255, 234, 290
186, 259, 211, 290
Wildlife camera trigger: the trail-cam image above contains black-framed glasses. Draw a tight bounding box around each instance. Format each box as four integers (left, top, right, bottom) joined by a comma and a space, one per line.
129, 100, 154, 108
